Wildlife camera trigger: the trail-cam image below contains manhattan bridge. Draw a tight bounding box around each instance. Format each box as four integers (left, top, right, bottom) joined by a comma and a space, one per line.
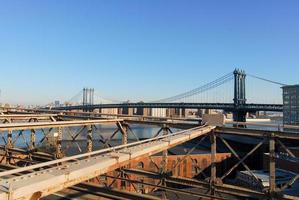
57, 69, 285, 122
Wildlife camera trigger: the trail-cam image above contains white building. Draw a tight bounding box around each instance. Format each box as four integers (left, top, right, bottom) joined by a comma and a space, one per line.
151, 108, 167, 117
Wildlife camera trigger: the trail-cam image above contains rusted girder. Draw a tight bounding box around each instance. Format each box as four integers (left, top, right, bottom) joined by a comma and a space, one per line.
65, 182, 161, 200
122, 168, 298, 200
103, 174, 228, 200
0, 114, 58, 124
0, 119, 123, 132
216, 127, 299, 140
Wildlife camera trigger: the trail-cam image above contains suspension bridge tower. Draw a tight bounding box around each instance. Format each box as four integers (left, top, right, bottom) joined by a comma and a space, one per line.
82, 88, 94, 111
233, 69, 247, 122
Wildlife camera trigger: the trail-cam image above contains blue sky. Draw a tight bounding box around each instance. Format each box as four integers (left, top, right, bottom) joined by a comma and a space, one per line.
0, 1, 298, 105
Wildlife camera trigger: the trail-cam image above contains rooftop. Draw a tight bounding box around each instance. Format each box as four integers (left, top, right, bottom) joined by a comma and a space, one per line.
282, 84, 299, 89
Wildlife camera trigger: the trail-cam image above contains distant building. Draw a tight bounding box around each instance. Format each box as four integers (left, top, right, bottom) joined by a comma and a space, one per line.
54, 100, 60, 107
282, 85, 299, 125
151, 108, 167, 117
101, 108, 118, 115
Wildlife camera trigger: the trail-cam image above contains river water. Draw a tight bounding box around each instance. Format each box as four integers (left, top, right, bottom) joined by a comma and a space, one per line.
1, 124, 180, 151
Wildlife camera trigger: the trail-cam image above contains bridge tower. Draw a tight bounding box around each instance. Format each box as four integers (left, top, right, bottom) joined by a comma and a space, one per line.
233, 69, 247, 122
82, 88, 94, 111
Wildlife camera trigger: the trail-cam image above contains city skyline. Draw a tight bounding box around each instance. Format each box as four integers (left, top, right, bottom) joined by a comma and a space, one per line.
0, 1, 299, 105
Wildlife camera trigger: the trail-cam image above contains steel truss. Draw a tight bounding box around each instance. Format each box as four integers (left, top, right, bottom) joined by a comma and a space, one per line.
0, 116, 298, 200
98, 127, 299, 200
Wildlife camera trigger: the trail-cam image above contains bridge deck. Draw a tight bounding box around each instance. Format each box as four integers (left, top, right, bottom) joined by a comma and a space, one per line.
0, 125, 214, 200
0, 114, 57, 119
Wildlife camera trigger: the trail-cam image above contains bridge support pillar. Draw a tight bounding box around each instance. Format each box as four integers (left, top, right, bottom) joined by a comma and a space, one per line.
119, 122, 128, 191
82, 88, 94, 112
117, 122, 128, 145
197, 109, 201, 117
210, 131, 217, 198
135, 107, 143, 115
121, 107, 133, 115
269, 134, 276, 198
30, 129, 36, 160
143, 108, 151, 116
55, 127, 63, 159
6, 130, 13, 164
121, 107, 128, 115
233, 110, 247, 123
117, 108, 122, 115
205, 109, 211, 115
179, 108, 186, 118
233, 69, 247, 123
87, 125, 93, 153
161, 124, 168, 199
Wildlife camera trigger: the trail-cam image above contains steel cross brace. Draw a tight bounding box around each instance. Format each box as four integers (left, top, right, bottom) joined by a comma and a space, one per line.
168, 135, 208, 175
219, 136, 265, 181
217, 134, 262, 182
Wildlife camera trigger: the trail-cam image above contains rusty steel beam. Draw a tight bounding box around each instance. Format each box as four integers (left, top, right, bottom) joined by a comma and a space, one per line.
86, 125, 93, 153
226, 121, 299, 131
124, 119, 198, 129
63, 182, 161, 200
276, 139, 296, 158
217, 134, 261, 182
123, 168, 298, 200
216, 127, 299, 140
210, 130, 217, 198
117, 122, 128, 145
220, 139, 264, 181
0, 114, 57, 119
161, 124, 168, 199
0, 125, 214, 200
280, 175, 299, 192
0, 119, 123, 132
269, 133, 276, 195
55, 127, 63, 159
103, 174, 229, 200
0, 114, 57, 125
0, 146, 54, 161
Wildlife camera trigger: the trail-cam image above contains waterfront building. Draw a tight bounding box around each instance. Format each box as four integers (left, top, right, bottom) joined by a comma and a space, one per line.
101, 108, 119, 115
151, 108, 167, 117
282, 85, 299, 125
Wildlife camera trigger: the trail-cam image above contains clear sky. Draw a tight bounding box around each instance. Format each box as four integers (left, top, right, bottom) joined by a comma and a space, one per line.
0, 1, 298, 105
